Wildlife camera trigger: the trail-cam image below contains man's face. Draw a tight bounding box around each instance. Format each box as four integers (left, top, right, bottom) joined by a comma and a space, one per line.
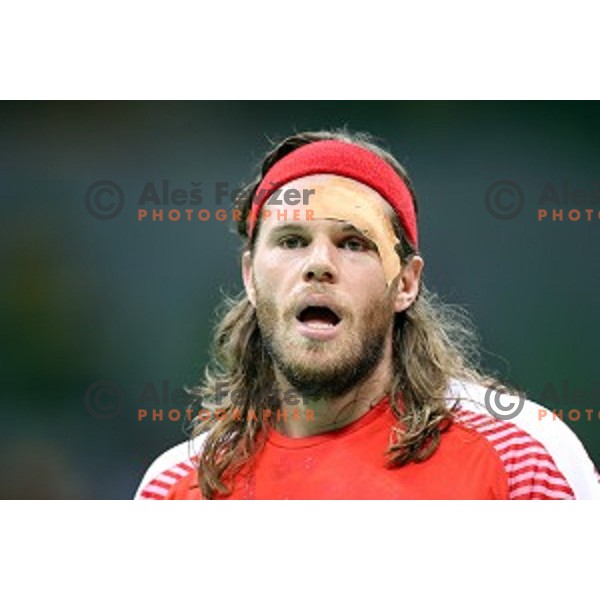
243, 175, 413, 398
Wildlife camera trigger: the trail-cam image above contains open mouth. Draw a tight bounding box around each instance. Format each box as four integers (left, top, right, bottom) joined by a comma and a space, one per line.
296, 306, 341, 329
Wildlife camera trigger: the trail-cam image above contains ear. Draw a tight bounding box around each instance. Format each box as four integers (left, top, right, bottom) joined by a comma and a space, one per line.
394, 255, 424, 313
242, 250, 256, 307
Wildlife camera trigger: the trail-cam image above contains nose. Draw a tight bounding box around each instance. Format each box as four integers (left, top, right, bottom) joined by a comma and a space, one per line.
302, 238, 338, 284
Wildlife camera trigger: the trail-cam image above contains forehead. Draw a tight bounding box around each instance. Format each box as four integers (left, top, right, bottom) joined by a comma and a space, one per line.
258, 174, 394, 235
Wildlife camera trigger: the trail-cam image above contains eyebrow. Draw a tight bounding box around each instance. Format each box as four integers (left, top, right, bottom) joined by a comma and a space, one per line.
268, 221, 364, 235
340, 223, 364, 235
266, 223, 308, 239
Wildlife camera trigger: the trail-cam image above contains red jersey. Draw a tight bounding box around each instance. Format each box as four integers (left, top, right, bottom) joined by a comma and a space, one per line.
135, 380, 600, 500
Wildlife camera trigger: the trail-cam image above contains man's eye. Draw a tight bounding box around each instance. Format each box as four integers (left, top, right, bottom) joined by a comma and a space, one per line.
341, 238, 368, 252
279, 236, 306, 249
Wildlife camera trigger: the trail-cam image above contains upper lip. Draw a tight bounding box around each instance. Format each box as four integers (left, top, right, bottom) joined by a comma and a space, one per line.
295, 294, 343, 323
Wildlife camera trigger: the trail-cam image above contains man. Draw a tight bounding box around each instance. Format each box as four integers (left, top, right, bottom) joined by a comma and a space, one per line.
135, 130, 600, 499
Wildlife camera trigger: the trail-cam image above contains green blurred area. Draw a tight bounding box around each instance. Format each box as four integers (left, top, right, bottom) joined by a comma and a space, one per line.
1, 101, 598, 498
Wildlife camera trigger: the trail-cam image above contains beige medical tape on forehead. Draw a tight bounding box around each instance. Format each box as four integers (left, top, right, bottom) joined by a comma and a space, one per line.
306, 179, 402, 287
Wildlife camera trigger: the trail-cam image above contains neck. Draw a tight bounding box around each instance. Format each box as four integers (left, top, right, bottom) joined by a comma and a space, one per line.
273, 346, 394, 438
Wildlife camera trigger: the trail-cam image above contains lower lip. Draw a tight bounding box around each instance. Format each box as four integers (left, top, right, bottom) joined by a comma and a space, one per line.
295, 320, 341, 341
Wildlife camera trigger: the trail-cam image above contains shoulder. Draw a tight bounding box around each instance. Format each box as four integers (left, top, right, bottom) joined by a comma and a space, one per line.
134, 433, 208, 500
446, 379, 600, 499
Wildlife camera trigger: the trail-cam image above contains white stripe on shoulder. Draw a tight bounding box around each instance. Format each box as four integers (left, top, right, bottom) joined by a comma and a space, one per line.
446, 379, 600, 500
134, 433, 208, 500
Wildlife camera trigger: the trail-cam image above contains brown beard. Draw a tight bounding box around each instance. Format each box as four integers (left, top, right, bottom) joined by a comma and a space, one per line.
255, 286, 394, 399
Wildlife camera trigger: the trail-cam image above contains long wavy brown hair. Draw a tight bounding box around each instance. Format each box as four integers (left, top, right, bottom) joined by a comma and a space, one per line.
188, 129, 496, 499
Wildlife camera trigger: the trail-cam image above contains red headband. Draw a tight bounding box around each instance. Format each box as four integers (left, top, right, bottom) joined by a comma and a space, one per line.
246, 140, 418, 248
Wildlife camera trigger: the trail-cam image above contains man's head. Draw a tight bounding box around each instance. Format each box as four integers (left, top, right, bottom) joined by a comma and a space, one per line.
242, 173, 423, 398
194, 129, 484, 498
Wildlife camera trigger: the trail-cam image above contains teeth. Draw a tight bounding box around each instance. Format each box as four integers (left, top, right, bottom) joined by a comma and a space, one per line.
304, 321, 335, 329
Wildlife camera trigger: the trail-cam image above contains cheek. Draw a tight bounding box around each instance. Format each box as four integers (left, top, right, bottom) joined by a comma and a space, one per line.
253, 267, 288, 310
352, 272, 396, 312
257, 253, 303, 289
344, 257, 389, 290
253, 265, 281, 295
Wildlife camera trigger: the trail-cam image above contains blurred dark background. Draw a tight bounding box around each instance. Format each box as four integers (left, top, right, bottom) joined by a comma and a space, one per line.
1, 101, 598, 498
